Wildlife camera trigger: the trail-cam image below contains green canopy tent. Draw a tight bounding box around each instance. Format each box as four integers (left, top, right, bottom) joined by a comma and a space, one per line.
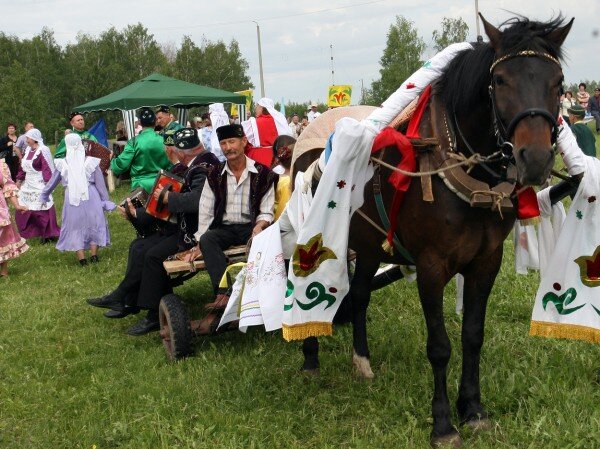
73, 73, 247, 138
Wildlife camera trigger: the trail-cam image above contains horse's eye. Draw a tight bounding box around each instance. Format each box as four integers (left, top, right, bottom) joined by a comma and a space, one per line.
494, 75, 505, 86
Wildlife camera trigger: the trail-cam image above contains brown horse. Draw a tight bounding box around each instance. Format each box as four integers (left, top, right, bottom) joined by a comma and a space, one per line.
293, 15, 573, 447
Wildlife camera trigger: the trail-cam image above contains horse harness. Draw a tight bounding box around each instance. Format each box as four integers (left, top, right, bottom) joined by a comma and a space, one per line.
367, 49, 563, 257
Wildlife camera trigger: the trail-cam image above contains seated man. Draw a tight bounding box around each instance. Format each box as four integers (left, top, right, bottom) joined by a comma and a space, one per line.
87, 128, 220, 335
184, 124, 278, 295
110, 108, 173, 192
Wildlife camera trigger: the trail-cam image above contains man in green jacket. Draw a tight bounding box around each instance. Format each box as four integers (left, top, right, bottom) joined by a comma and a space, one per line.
110, 108, 173, 192
155, 105, 183, 146
54, 112, 98, 159
568, 104, 597, 158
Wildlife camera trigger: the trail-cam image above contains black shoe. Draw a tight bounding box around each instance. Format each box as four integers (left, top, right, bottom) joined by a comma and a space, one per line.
87, 294, 125, 310
90, 255, 99, 263
79, 259, 88, 266
104, 306, 140, 319
40, 237, 48, 245
126, 316, 160, 336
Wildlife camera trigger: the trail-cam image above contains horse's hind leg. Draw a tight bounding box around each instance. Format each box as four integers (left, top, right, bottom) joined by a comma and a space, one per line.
301, 337, 320, 374
351, 256, 380, 379
456, 248, 503, 430
417, 260, 461, 445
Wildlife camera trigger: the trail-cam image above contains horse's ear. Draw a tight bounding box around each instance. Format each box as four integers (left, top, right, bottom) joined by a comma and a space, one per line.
547, 17, 574, 47
479, 14, 501, 50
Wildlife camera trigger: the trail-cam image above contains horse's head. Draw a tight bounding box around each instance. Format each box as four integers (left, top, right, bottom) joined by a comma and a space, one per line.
481, 15, 574, 186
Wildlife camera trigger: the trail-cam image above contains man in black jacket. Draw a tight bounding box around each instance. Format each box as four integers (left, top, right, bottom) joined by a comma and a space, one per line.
87, 128, 220, 335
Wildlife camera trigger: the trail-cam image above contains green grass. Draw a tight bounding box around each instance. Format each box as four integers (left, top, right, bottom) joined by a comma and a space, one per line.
2, 159, 600, 448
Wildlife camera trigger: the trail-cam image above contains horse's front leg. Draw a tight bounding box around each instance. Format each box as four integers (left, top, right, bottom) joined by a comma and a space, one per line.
351, 256, 380, 379
456, 246, 503, 430
416, 258, 460, 446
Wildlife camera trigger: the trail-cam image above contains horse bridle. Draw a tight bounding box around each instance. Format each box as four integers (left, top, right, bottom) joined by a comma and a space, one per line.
489, 50, 563, 155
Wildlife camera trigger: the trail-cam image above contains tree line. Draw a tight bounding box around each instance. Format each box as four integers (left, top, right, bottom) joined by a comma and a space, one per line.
0, 17, 595, 144
0, 24, 253, 144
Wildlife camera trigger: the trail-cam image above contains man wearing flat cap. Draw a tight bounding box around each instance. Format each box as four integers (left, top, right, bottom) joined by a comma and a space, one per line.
184, 123, 278, 296
54, 112, 98, 159
110, 107, 173, 193
155, 105, 184, 147
88, 127, 220, 335
568, 104, 597, 158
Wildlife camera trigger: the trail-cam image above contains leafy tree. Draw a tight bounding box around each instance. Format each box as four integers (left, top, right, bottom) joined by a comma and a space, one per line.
171, 36, 253, 92
364, 16, 425, 106
0, 61, 57, 138
432, 17, 469, 52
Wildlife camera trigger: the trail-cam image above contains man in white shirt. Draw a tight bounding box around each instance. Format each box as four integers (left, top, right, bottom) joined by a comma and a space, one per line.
185, 124, 278, 294
307, 104, 321, 122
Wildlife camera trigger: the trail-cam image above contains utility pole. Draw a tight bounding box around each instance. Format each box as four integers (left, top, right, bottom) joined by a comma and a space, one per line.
330, 44, 334, 85
252, 20, 266, 97
475, 0, 482, 42
360, 78, 365, 104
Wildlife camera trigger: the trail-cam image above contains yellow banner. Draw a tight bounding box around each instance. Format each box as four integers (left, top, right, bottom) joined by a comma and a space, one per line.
231, 89, 254, 117
328, 85, 352, 107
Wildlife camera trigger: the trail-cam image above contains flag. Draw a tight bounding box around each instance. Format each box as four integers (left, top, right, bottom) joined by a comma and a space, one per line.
328, 85, 352, 107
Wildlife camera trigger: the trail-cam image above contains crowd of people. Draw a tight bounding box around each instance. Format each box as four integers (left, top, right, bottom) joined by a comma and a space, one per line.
1, 77, 598, 338
0, 99, 296, 338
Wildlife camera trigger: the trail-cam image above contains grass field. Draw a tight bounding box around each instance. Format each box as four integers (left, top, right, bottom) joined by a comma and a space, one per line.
1, 132, 599, 449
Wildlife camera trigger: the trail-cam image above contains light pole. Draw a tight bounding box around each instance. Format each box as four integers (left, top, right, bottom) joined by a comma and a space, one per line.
475, 0, 482, 42
252, 20, 266, 98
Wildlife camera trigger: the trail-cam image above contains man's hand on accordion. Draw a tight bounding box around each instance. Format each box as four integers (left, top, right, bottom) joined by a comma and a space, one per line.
153, 185, 169, 204
118, 198, 137, 220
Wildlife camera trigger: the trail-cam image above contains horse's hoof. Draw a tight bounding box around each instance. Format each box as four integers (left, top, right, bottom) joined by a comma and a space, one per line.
463, 418, 492, 432
352, 351, 374, 379
301, 368, 320, 377
430, 432, 462, 448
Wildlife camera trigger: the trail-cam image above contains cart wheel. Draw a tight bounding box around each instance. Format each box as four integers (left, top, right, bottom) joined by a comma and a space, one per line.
159, 294, 193, 361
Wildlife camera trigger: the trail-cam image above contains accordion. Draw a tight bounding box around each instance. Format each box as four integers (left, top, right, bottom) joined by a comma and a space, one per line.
146, 170, 185, 221
119, 187, 149, 210
82, 140, 111, 175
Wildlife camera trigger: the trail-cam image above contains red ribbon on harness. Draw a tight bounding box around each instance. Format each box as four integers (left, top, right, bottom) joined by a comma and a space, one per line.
516, 185, 541, 224
369, 86, 432, 251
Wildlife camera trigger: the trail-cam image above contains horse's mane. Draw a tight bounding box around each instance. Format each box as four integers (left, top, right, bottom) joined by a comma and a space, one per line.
436, 16, 568, 117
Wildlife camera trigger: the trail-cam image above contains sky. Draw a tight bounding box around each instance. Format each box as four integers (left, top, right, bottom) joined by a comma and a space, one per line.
1, 0, 597, 105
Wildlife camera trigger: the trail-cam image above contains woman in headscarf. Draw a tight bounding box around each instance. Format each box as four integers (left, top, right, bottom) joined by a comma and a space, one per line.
40, 134, 116, 266
15, 128, 61, 243
209, 103, 229, 162
241, 97, 293, 167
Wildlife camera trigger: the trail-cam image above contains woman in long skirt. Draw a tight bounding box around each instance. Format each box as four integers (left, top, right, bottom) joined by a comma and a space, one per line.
0, 159, 28, 276
15, 128, 60, 243
41, 134, 115, 265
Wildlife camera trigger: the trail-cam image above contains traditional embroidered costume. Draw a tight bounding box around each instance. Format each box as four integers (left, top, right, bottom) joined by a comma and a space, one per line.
15, 129, 60, 240
0, 160, 28, 264
242, 98, 293, 167
41, 134, 115, 252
